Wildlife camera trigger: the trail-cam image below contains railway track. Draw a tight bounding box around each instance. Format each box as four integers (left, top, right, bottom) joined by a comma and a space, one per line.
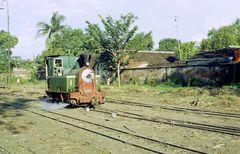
0, 102, 207, 154
94, 108, 240, 137
0, 145, 11, 154
107, 99, 240, 119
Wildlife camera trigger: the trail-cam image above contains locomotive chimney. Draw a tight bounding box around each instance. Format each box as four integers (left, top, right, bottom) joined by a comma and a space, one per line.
79, 54, 91, 67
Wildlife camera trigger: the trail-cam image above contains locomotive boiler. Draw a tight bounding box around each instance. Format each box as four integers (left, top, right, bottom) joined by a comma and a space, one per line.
45, 54, 106, 106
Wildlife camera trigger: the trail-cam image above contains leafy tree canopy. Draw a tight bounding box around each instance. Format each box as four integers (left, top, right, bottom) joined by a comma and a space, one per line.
0, 31, 18, 73
85, 13, 138, 66
177, 42, 198, 60
85, 12, 138, 87
0, 50, 9, 73
0, 31, 18, 51
36, 11, 68, 41
158, 38, 179, 51
85, 13, 138, 57
126, 32, 154, 51
47, 28, 87, 55
11, 56, 33, 69
200, 18, 240, 51
36, 28, 87, 69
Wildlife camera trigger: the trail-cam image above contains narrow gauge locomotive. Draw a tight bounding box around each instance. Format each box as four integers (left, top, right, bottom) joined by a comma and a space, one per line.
45, 54, 106, 106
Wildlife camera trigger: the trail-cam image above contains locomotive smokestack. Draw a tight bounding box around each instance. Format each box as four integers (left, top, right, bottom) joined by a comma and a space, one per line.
79, 54, 91, 67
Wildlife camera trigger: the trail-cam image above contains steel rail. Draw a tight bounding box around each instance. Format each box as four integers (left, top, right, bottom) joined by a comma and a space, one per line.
0, 145, 11, 154
94, 109, 240, 136
118, 110, 240, 132
108, 99, 240, 119
1, 103, 164, 154
43, 109, 207, 154
1, 103, 208, 154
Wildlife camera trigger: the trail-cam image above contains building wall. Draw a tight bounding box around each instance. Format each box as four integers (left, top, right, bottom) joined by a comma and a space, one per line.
13, 68, 30, 78
121, 63, 240, 86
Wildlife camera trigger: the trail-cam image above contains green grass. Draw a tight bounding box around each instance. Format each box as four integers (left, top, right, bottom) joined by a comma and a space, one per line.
102, 82, 240, 111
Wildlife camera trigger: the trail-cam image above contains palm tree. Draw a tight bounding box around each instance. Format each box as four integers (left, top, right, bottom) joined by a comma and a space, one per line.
36, 11, 67, 41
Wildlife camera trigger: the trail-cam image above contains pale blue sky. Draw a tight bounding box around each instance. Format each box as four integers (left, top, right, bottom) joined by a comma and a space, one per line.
0, 0, 239, 59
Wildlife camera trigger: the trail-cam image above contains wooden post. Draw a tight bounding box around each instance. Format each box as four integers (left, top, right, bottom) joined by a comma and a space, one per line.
117, 62, 121, 87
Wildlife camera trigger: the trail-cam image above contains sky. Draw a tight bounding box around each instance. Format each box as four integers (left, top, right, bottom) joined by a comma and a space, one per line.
0, 0, 240, 59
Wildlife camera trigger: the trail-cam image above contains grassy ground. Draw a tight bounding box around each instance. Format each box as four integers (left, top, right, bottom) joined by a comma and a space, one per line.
103, 83, 240, 112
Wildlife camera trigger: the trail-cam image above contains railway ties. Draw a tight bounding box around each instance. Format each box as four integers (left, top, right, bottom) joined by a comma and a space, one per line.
94, 109, 240, 137
104, 99, 240, 136
108, 99, 240, 119
1, 102, 207, 154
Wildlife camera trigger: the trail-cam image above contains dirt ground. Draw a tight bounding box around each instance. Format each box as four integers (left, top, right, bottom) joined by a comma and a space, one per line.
0, 82, 239, 154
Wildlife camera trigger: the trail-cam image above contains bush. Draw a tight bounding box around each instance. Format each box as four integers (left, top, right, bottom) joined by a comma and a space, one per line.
129, 77, 141, 85
10, 76, 28, 85
145, 79, 158, 87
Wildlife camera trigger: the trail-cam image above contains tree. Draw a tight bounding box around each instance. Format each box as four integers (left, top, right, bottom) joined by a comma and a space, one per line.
158, 38, 179, 51
233, 18, 240, 43
36, 28, 87, 70
199, 38, 211, 51
85, 13, 138, 87
177, 42, 198, 60
200, 19, 240, 51
0, 31, 18, 50
12, 56, 34, 69
36, 11, 68, 72
127, 32, 154, 51
47, 28, 86, 55
0, 50, 9, 73
36, 11, 68, 41
11, 56, 23, 68
0, 31, 18, 73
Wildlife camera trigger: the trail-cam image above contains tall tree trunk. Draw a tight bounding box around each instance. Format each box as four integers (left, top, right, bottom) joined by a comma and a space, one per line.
117, 61, 121, 87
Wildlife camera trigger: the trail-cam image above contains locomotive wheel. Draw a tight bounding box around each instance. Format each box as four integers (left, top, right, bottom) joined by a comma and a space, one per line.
91, 96, 99, 105
70, 99, 78, 106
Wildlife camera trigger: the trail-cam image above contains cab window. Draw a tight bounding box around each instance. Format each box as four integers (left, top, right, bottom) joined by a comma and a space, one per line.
54, 58, 63, 68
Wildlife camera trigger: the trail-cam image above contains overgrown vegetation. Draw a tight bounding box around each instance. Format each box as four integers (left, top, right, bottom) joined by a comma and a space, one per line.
158, 38, 180, 51
0, 31, 18, 73
200, 19, 240, 50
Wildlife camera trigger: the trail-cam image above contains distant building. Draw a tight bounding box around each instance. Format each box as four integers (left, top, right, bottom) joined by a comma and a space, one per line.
187, 46, 240, 65
13, 68, 29, 77
127, 51, 179, 68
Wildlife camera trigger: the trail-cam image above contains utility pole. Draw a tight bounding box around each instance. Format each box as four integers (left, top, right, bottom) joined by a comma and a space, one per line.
1, 0, 10, 89
174, 16, 181, 59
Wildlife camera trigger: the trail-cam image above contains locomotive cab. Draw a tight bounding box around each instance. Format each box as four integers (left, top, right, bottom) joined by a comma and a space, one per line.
45, 55, 106, 106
